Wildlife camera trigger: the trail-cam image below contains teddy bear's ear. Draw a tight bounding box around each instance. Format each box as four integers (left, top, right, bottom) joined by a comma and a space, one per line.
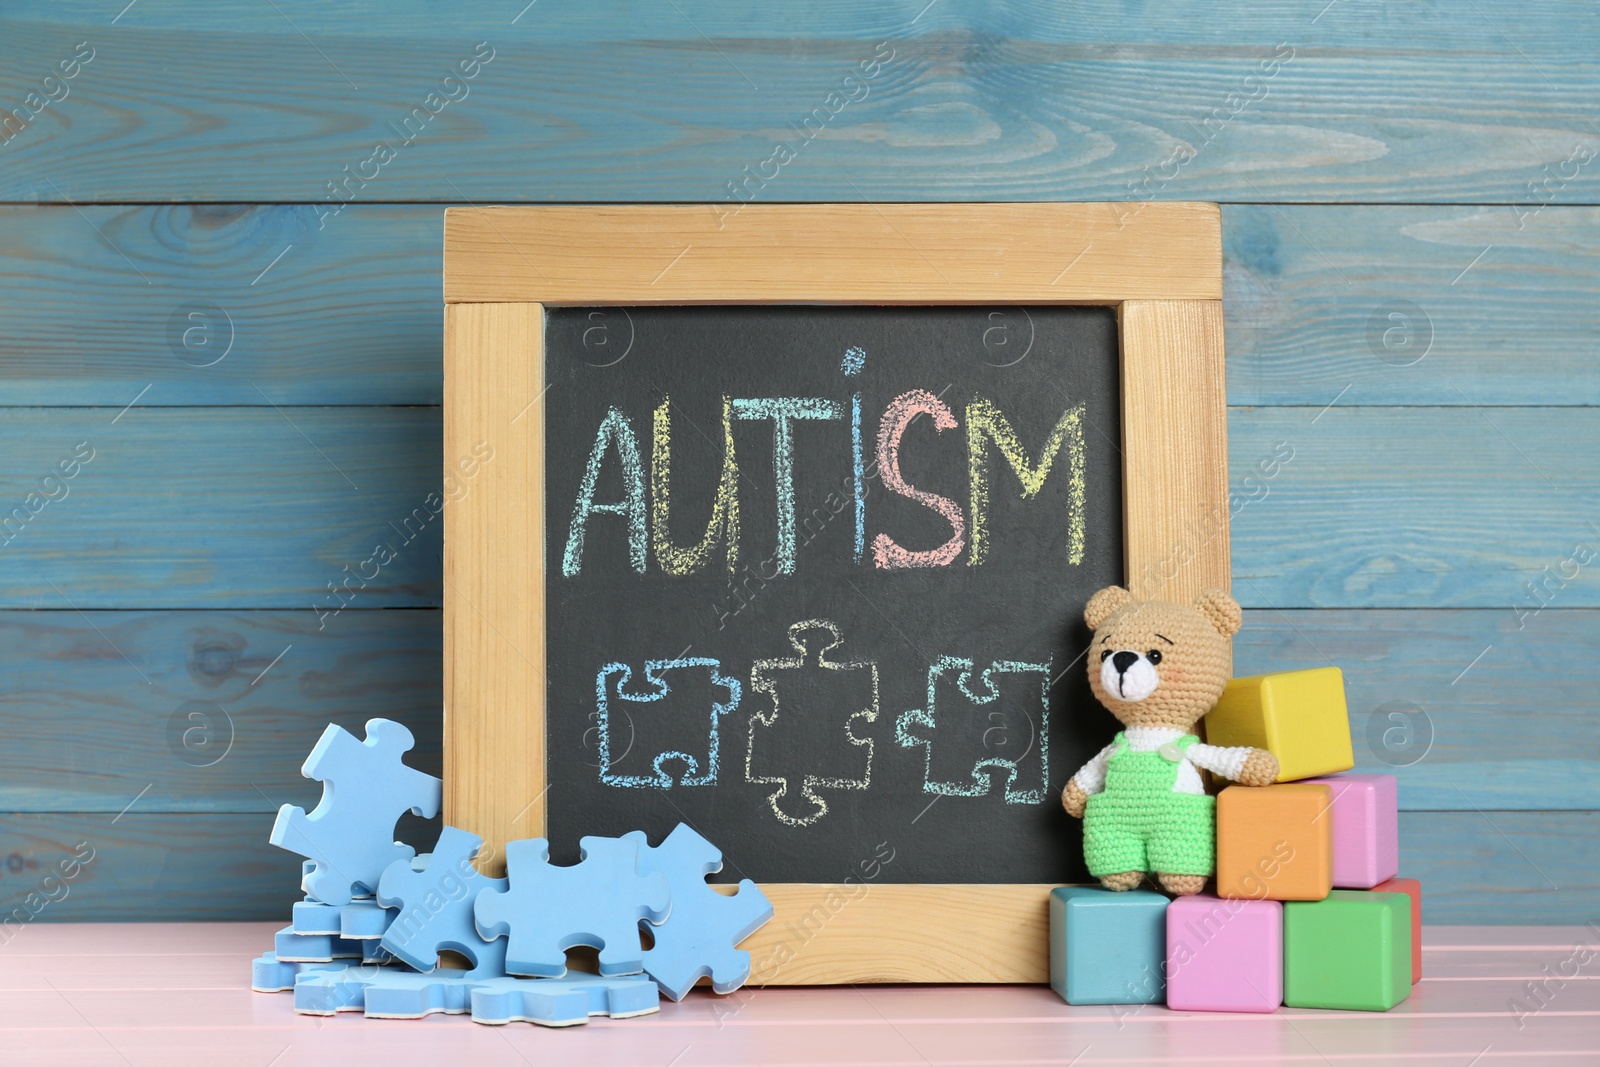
1194, 588, 1242, 637
1084, 585, 1135, 631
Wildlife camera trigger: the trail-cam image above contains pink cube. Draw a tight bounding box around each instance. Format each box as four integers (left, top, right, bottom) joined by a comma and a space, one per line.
1166, 894, 1283, 1013
1301, 773, 1399, 888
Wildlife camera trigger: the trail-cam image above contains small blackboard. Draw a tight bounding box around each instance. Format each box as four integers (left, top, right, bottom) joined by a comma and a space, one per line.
444, 202, 1229, 983
543, 305, 1122, 884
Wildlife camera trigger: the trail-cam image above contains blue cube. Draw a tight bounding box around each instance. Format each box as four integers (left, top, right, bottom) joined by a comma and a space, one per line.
1049, 887, 1169, 1005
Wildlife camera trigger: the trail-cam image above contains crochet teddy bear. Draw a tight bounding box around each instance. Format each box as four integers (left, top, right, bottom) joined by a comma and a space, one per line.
1061, 585, 1279, 896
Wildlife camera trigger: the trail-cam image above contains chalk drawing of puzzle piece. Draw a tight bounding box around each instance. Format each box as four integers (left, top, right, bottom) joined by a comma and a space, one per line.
377, 826, 508, 977
270, 718, 442, 906
596, 658, 742, 788
471, 973, 660, 1027
621, 823, 773, 1000
475, 836, 669, 978
746, 619, 879, 827
896, 657, 1052, 804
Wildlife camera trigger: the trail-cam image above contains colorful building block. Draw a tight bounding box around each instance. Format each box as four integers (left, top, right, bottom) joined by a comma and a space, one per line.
1301, 773, 1399, 888
1204, 666, 1354, 782
1372, 876, 1422, 982
1048, 887, 1167, 1005
1215, 784, 1333, 901
1165, 894, 1282, 1013
1284, 890, 1411, 1011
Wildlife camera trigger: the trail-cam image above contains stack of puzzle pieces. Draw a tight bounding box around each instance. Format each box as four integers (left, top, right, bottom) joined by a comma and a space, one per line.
1051, 667, 1423, 1014
251, 719, 773, 1027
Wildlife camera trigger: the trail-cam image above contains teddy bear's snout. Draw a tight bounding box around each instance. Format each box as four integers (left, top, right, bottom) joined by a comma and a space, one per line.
1100, 649, 1161, 702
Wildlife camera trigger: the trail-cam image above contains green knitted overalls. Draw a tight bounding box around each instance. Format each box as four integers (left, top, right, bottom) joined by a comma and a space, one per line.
1082, 733, 1215, 877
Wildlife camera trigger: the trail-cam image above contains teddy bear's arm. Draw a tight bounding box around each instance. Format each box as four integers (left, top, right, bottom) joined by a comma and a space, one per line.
1186, 742, 1269, 783
1068, 742, 1119, 796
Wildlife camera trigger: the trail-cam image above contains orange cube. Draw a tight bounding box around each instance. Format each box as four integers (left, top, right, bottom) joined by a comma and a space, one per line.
1216, 784, 1334, 901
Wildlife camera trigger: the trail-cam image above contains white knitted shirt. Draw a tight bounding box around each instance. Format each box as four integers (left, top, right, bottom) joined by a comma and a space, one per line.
1070, 726, 1256, 796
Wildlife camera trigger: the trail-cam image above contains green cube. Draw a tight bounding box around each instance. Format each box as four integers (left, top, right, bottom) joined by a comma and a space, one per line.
1284, 890, 1412, 1011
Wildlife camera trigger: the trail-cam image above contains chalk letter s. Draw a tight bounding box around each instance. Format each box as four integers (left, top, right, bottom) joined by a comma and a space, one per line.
871, 389, 965, 570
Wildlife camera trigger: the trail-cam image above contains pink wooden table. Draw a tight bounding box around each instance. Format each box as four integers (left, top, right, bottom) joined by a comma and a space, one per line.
1, 923, 1595, 1065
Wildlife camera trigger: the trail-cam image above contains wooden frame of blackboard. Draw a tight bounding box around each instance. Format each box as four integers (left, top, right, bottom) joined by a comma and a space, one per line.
442, 203, 1229, 985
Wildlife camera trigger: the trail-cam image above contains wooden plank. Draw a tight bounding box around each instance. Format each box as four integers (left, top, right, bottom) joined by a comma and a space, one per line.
4, 203, 1597, 408
0, 609, 440, 813
0, 814, 302, 923
0, 607, 1593, 814
1235, 609, 1600, 811
3, 811, 1593, 926
442, 303, 546, 856
0, 205, 443, 406
1224, 205, 1600, 406
1230, 407, 1600, 608
0, 407, 441, 608
4, 5, 1597, 203
443, 204, 1222, 304
1119, 300, 1231, 607
1401, 812, 1600, 926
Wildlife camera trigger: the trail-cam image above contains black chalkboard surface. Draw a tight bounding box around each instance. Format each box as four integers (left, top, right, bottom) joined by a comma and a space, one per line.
543, 305, 1122, 884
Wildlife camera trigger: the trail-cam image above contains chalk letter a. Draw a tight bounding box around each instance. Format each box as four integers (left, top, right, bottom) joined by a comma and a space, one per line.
562, 406, 648, 576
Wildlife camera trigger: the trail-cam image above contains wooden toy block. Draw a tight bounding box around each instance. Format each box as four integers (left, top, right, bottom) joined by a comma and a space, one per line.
1165, 894, 1282, 1013
1284, 890, 1411, 1011
1048, 887, 1167, 1005
1372, 876, 1422, 982
1215, 784, 1333, 901
1204, 666, 1354, 782
1300, 773, 1399, 888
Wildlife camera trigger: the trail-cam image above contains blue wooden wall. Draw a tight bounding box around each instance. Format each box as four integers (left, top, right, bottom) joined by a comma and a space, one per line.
2, 2, 1595, 924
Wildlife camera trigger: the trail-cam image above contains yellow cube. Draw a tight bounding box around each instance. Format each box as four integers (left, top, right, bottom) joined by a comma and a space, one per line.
1204, 666, 1354, 782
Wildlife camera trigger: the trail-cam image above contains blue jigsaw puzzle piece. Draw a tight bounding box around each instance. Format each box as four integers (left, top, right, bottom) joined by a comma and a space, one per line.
896, 657, 1052, 804
274, 925, 363, 963
290, 898, 395, 939
294, 963, 461, 1016
471, 973, 659, 1026
270, 718, 441, 906
597, 659, 742, 788
377, 826, 508, 977
475, 836, 670, 978
623, 824, 773, 1000
361, 938, 405, 965
250, 952, 345, 993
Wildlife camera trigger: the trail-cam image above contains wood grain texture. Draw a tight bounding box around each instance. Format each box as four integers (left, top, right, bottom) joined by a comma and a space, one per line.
2, 811, 1591, 925
3, 4, 1596, 203
1224, 205, 1600, 406
0, 606, 1592, 814
5, 203, 1598, 407
1236, 610, 1600, 812
0, 205, 443, 405
23, 405, 1586, 612
1119, 300, 1231, 606
442, 303, 546, 862
0, 609, 440, 812
740, 884, 1053, 984
444, 204, 1222, 304
1230, 406, 1600, 608
0, 813, 300, 922
0, 407, 440, 608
